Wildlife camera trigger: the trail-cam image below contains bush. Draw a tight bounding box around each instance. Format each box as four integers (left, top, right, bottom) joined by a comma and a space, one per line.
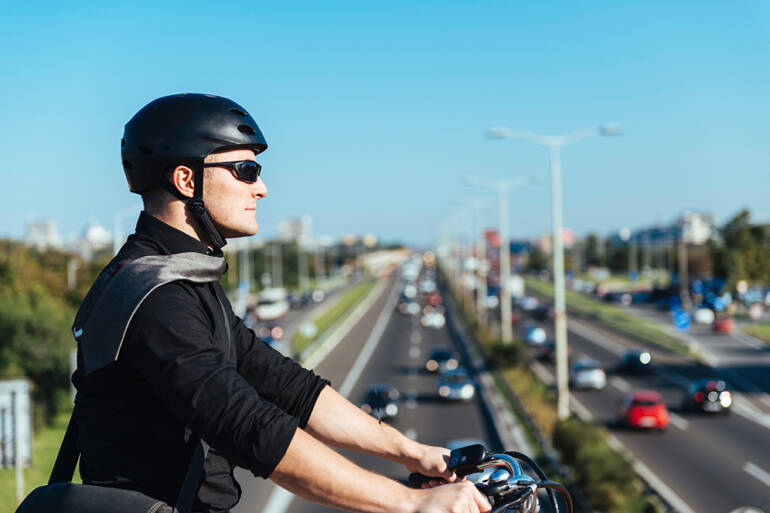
553, 418, 639, 513
487, 340, 525, 369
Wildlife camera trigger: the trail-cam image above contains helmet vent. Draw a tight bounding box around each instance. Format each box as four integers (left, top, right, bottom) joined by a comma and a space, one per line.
122, 159, 133, 170
229, 108, 247, 117
138, 146, 153, 155
238, 124, 256, 135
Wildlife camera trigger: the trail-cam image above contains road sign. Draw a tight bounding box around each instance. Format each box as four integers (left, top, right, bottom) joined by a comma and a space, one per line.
673, 309, 690, 332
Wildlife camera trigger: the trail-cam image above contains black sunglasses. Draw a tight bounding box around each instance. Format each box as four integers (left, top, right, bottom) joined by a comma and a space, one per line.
202, 160, 262, 183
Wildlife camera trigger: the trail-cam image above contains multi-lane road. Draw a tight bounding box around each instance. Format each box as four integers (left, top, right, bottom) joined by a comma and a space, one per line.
521, 308, 770, 513
233, 275, 770, 513
234, 278, 498, 513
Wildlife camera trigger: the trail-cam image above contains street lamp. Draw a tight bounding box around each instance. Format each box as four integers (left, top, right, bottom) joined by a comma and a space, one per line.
466, 175, 540, 344
487, 124, 622, 420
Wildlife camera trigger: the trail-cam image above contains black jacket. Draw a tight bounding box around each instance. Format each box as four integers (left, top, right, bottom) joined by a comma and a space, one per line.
72, 212, 329, 512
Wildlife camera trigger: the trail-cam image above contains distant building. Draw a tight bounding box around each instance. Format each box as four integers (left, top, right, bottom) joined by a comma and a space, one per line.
611, 211, 716, 247
77, 220, 112, 260
278, 215, 312, 245
25, 219, 61, 250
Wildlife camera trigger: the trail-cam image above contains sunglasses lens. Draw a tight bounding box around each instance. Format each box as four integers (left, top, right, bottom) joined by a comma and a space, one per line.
234, 161, 261, 182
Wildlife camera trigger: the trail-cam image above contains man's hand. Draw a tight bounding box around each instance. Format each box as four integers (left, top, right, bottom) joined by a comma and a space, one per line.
410, 481, 491, 513
404, 443, 457, 486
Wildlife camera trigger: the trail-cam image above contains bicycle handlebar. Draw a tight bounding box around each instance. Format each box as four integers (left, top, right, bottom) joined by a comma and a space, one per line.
408, 445, 573, 513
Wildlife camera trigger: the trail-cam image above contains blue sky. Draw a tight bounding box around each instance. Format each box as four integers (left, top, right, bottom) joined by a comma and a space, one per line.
1, 1, 768, 246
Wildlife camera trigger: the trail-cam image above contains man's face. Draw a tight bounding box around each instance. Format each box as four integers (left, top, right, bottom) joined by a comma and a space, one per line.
202, 148, 268, 238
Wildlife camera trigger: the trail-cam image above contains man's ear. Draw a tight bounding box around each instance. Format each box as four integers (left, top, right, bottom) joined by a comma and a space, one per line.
171, 165, 195, 199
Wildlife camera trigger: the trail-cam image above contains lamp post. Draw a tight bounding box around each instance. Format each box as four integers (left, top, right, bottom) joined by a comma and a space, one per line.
466, 175, 538, 344
486, 124, 622, 420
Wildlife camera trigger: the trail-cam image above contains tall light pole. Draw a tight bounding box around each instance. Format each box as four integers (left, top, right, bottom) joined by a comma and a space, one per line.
487, 124, 622, 420
466, 175, 538, 344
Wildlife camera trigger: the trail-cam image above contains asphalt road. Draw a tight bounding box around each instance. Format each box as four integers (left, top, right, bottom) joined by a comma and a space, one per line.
520, 310, 770, 513
234, 278, 499, 513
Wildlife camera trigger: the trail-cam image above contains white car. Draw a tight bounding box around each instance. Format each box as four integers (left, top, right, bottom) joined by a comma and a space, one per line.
255, 288, 290, 321
524, 326, 547, 346
570, 358, 606, 390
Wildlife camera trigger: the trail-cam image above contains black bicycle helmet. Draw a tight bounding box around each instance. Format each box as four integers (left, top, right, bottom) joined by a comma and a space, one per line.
121, 93, 268, 250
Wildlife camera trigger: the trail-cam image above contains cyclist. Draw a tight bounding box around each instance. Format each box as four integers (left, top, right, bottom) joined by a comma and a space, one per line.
71, 93, 490, 513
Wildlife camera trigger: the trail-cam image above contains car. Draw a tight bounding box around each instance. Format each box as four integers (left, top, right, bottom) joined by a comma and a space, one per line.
257, 324, 284, 348
255, 287, 290, 320
360, 384, 400, 420
693, 307, 716, 325
533, 340, 572, 362
617, 349, 652, 373
523, 325, 547, 346
682, 379, 732, 414
712, 314, 734, 334
531, 304, 554, 321
569, 358, 606, 390
421, 307, 446, 329
436, 367, 475, 401
398, 300, 421, 316
618, 391, 669, 431
425, 348, 459, 373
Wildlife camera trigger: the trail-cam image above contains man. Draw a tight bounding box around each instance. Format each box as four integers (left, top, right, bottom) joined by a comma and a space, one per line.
72, 93, 490, 513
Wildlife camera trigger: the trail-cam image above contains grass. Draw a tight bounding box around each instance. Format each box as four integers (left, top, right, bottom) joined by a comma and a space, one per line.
742, 323, 770, 345
525, 278, 691, 355
0, 409, 80, 511
292, 280, 377, 356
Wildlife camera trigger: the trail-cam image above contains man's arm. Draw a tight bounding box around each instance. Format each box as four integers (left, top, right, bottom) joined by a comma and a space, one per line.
270, 427, 490, 513
304, 386, 454, 480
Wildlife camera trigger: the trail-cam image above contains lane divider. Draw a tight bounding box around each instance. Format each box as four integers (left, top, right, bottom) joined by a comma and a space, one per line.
263, 280, 397, 513
743, 462, 770, 489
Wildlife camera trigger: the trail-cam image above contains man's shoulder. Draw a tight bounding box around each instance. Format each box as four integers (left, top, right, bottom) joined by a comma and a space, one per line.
75, 250, 227, 374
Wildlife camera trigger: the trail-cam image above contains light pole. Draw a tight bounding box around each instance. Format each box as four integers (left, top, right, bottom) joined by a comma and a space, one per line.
487, 124, 622, 420
466, 175, 538, 344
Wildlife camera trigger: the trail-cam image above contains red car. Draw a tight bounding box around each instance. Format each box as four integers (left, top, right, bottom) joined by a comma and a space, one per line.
713, 314, 734, 334
619, 391, 669, 431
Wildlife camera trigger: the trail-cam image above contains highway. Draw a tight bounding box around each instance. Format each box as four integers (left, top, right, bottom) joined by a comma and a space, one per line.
520, 307, 770, 513
234, 278, 498, 513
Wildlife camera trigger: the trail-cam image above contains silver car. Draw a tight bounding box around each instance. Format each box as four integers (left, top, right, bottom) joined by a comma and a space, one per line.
569, 358, 606, 390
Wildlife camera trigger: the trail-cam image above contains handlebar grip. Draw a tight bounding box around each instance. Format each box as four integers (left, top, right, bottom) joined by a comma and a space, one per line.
408, 473, 435, 488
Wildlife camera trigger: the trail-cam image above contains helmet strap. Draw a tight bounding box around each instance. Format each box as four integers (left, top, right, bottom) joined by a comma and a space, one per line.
159, 164, 227, 251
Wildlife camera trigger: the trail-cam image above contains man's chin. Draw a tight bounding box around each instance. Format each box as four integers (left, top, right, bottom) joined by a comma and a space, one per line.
223, 223, 259, 239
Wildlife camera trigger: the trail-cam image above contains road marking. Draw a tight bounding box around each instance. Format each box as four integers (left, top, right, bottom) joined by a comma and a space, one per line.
732, 398, 770, 430
570, 395, 594, 421
744, 462, 770, 488
405, 429, 418, 440
568, 319, 625, 355
406, 390, 418, 410
302, 280, 387, 369
409, 346, 421, 359
606, 434, 697, 513
338, 282, 400, 397
667, 412, 689, 431
732, 330, 766, 350
609, 376, 631, 393
410, 332, 422, 344
529, 360, 554, 385
264, 281, 398, 513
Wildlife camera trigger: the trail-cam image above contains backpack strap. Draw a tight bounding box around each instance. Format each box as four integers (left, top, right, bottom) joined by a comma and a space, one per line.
47, 405, 208, 513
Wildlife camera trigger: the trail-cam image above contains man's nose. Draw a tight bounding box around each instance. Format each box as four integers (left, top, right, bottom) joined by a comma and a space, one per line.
252, 177, 267, 199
